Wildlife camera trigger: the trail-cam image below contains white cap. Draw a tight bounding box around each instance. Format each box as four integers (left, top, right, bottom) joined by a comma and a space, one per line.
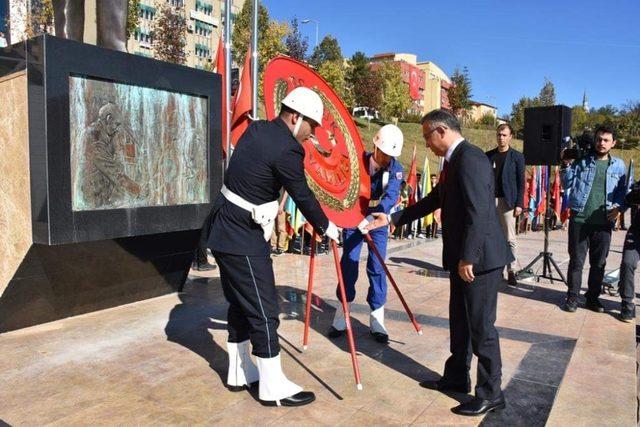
373, 124, 403, 157
281, 87, 324, 125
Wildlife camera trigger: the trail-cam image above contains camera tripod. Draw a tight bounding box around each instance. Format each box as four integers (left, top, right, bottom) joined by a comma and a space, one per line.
517, 167, 567, 285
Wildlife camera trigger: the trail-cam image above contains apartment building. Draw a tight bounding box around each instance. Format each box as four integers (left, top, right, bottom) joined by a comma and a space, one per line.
127, 0, 245, 68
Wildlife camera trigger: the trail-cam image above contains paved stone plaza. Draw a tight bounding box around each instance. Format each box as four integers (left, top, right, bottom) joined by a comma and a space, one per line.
0, 228, 636, 426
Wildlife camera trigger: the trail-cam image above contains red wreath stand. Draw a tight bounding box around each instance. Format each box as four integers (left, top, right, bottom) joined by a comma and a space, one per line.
264, 57, 422, 390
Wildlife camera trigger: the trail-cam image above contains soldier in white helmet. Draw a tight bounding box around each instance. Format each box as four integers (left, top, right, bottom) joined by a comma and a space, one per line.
328, 124, 404, 344
208, 87, 340, 406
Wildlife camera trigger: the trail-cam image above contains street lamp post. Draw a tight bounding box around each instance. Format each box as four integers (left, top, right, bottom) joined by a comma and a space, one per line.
301, 19, 319, 48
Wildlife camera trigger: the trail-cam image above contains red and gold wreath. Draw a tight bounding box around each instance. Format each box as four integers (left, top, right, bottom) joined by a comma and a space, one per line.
263, 56, 370, 228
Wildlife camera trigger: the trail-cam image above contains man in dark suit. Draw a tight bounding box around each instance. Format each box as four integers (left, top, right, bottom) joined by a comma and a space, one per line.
366, 109, 513, 416
208, 87, 340, 407
486, 123, 525, 286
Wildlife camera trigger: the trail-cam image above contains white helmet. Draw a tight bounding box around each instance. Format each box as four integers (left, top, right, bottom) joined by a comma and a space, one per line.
281, 87, 324, 125
373, 124, 403, 157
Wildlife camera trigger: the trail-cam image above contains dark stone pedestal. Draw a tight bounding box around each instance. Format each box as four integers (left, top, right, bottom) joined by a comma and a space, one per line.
0, 35, 222, 332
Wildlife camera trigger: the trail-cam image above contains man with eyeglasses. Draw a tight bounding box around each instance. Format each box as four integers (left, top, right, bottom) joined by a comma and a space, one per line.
365, 109, 512, 416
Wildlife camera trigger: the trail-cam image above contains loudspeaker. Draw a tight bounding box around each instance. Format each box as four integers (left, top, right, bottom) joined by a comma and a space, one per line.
523, 105, 572, 165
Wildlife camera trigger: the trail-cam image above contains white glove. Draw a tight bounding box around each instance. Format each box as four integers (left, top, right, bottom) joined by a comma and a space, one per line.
357, 218, 370, 235
325, 221, 341, 242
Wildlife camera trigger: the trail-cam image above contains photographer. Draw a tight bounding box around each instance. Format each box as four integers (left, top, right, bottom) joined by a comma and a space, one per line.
560, 125, 627, 313
618, 180, 640, 322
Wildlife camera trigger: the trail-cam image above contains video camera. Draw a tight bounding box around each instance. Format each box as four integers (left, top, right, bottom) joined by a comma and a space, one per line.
627, 181, 640, 206
561, 129, 594, 161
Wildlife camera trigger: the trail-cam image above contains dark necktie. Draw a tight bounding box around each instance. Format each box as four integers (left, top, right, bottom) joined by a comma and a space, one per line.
440, 160, 449, 185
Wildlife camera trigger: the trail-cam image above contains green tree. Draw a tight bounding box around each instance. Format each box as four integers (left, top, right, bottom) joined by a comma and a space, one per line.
232, 1, 287, 71
284, 17, 308, 61
377, 62, 411, 120
346, 52, 382, 110
317, 60, 353, 108
571, 105, 590, 134
308, 35, 342, 68
153, 5, 187, 65
510, 96, 539, 138
448, 66, 472, 114
126, 0, 141, 40
538, 78, 556, 106
10, 0, 54, 39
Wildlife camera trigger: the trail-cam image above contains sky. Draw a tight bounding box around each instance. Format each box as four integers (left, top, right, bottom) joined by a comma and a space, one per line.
266, 0, 640, 117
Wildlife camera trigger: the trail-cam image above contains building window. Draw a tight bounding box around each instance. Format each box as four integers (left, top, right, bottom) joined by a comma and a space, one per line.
138, 4, 156, 20
195, 43, 211, 58
167, 0, 184, 7
196, 0, 214, 15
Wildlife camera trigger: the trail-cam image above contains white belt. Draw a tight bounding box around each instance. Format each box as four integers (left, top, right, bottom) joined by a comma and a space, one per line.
221, 185, 279, 241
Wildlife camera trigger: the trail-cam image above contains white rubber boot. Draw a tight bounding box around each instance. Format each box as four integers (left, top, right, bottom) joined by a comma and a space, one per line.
370, 306, 388, 335
256, 354, 303, 404
227, 340, 259, 388
331, 302, 352, 331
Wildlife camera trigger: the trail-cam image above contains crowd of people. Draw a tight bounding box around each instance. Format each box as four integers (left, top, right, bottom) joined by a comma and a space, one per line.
193, 87, 639, 414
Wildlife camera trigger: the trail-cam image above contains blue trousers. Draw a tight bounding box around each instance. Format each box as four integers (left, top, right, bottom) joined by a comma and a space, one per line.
337, 226, 388, 310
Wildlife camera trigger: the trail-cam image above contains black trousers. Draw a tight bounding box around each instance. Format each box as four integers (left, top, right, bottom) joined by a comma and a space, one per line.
195, 211, 213, 264
213, 251, 280, 358
567, 221, 612, 301
619, 228, 639, 310
443, 268, 502, 400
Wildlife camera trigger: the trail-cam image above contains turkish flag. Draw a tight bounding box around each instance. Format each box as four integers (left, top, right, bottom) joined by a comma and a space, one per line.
214, 37, 228, 158
536, 166, 547, 217
407, 145, 418, 206
230, 48, 253, 147
552, 167, 562, 218
409, 69, 420, 100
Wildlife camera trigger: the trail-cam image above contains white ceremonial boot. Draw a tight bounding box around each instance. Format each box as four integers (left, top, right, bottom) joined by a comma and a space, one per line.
328, 302, 351, 338
256, 354, 315, 407
370, 306, 389, 344
226, 340, 259, 391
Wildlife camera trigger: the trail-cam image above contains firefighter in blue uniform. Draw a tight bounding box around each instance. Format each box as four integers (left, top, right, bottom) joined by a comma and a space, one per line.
328, 124, 404, 344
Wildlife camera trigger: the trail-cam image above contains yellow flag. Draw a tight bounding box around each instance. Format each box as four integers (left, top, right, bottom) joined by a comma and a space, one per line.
422, 156, 433, 227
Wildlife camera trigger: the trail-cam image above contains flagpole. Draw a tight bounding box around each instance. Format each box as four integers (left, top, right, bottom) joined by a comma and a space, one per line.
251, 0, 259, 119
224, 0, 232, 169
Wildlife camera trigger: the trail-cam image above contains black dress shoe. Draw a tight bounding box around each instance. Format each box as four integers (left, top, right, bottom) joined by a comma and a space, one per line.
452, 395, 506, 416
585, 298, 605, 313
260, 391, 316, 407
561, 297, 578, 313
507, 271, 518, 287
419, 379, 471, 394
620, 306, 635, 323
370, 331, 389, 344
327, 326, 345, 338
194, 262, 217, 271
227, 381, 258, 392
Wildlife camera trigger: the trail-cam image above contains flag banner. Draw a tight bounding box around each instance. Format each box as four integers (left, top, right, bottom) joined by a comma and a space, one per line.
407, 145, 418, 206
214, 37, 227, 158
230, 48, 252, 148
552, 166, 561, 219
422, 156, 433, 227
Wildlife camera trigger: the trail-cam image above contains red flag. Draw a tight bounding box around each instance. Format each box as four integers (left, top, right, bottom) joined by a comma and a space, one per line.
552, 166, 561, 218
523, 179, 530, 210
536, 167, 547, 217
528, 166, 537, 203
409, 69, 420, 100
214, 37, 228, 158
407, 145, 418, 206
230, 49, 253, 148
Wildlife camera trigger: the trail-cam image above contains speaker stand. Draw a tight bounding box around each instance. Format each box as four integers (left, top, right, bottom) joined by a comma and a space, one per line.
516, 166, 567, 285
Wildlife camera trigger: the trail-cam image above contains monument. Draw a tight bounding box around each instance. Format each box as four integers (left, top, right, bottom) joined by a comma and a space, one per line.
52, 0, 129, 51
0, 35, 222, 332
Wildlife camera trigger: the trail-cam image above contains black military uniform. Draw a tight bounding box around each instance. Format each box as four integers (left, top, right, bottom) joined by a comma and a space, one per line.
208, 117, 329, 359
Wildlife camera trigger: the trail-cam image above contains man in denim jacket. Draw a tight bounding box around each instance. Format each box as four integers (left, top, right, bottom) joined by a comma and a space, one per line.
560, 125, 627, 313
